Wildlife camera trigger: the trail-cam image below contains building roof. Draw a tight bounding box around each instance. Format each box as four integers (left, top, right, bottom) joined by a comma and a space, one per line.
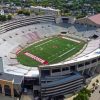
0, 73, 23, 84
88, 14, 100, 25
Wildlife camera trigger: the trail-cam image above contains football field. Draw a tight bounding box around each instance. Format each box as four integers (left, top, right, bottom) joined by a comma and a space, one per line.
17, 36, 85, 67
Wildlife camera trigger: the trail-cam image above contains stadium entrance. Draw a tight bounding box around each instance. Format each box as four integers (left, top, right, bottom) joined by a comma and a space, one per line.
62, 17, 69, 23
24, 77, 39, 89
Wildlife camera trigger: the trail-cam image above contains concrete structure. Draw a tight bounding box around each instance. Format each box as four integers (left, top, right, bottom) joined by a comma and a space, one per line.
0, 14, 99, 99
0, 73, 23, 100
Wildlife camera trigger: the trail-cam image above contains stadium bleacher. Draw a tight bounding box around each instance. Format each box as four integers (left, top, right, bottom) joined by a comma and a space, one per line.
0, 14, 100, 99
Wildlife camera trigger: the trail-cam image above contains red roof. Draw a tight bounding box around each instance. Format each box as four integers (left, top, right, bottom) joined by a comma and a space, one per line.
88, 14, 100, 25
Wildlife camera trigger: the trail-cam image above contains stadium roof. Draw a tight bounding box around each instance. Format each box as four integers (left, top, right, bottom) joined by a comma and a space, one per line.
88, 14, 100, 25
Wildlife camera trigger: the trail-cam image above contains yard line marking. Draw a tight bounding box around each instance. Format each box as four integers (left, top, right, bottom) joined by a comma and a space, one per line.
62, 37, 81, 43
49, 47, 76, 63
35, 40, 52, 47
59, 47, 76, 57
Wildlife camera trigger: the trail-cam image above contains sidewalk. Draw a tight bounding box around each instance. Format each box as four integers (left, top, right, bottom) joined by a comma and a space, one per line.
87, 74, 100, 90
88, 74, 100, 100
89, 86, 100, 100
21, 90, 34, 100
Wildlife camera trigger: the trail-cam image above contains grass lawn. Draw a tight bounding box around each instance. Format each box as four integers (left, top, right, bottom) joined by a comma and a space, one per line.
17, 36, 85, 67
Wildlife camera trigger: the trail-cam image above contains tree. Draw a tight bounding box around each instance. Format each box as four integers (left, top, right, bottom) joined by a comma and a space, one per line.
92, 83, 95, 87
96, 79, 99, 83
73, 88, 91, 100
17, 10, 23, 15
73, 93, 88, 100
17, 10, 30, 16
7, 14, 12, 20
23, 10, 30, 16
0, 15, 7, 22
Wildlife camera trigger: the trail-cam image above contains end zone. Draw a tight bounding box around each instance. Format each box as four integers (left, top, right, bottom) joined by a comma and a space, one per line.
24, 52, 48, 65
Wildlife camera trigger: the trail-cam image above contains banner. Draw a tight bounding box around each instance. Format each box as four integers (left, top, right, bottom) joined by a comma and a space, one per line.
24, 52, 48, 65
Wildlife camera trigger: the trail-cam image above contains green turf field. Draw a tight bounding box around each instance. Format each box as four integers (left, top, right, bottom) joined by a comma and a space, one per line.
17, 36, 85, 67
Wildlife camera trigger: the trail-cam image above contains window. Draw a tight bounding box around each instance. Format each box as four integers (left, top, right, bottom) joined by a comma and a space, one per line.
41, 69, 50, 77
62, 67, 69, 71
98, 57, 100, 61
52, 68, 60, 73
85, 61, 90, 65
4, 85, 11, 96
78, 63, 84, 68
91, 59, 97, 63
41, 81, 46, 83
70, 65, 76, 71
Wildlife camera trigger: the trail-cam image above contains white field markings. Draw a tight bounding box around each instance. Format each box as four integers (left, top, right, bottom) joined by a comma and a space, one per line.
34, 37, 75, 62
62, 37, 81, 43
34, 38, 57, 58
59, 47, 76, 57
47, 38, 73, 60
49, 47, 76, 63
34, 37, 59, 48
35, 40, 52, 47
48, 47, 68, 59
35, 37, 59, 48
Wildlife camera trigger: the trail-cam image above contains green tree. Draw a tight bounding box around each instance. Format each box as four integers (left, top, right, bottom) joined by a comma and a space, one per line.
7, 14, 12, 20
17, 10, 23, 14
23, 10, 30, 16
73, 88, 91, 100
0, 15, 7, 22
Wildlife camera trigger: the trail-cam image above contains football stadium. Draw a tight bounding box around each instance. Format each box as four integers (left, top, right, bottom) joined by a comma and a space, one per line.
0, 13, 100, 100
17, 36, 85, 66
